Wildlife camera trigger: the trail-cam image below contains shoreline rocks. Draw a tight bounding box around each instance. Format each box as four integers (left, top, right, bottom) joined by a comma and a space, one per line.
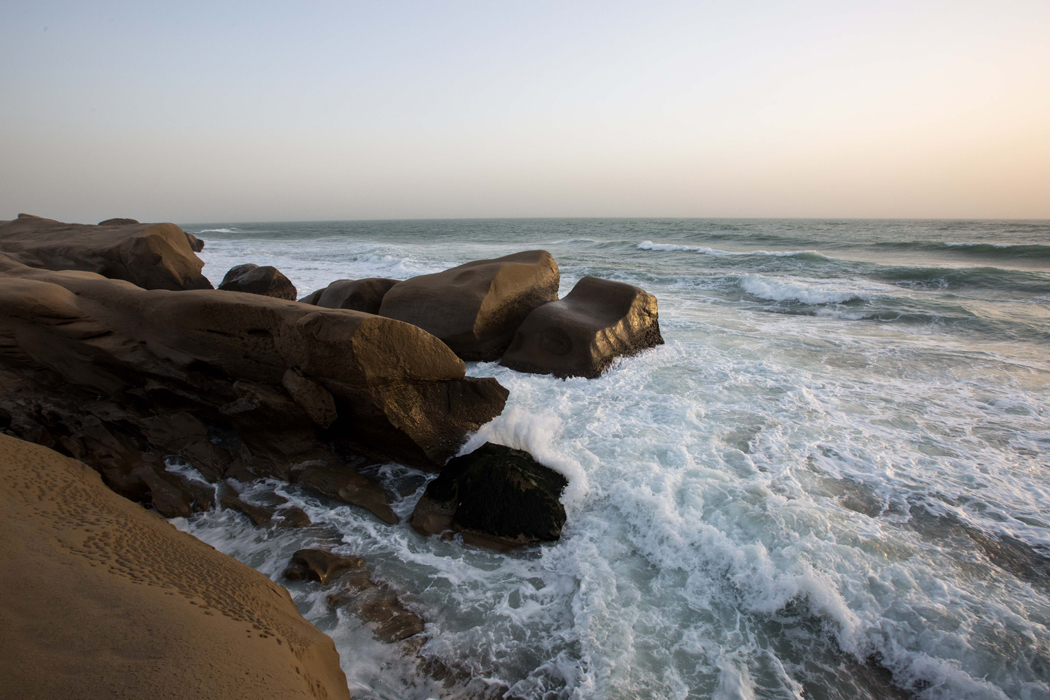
218, 263, 297, 300
0, 433, 351, 700
301, 278, 399, 314
0, 214, 212, 291
410, 443, 568, 549
501, 275, 664, 378
378, 250, 559, 361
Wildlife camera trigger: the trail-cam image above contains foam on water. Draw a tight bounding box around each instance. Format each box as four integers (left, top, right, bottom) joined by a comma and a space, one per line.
178, 219, 1050, 700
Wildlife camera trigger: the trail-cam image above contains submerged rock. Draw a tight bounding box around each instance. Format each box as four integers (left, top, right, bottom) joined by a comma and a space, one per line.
0, 214, 211, 291
410, 443, 568, 549
379, 250, 560, 361
302, 278, 400, 314
218, 263, 297, 300
501, 275, 663, 378
283, 548, 365, 584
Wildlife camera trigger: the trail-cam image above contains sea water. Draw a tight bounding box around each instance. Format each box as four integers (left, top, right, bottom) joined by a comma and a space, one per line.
173, 219, 1050, 700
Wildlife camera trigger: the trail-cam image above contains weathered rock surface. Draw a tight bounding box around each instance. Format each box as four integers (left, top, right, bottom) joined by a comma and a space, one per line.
379, 250, 560, 361
0, 214, 212, 291
0, 434, 351, 700
501, 275, 663, 378
302, 278, 400, 314
0, 253, 508, 511
185, 232, 205, 252
410, 443, 568, 549
283, 548, 365, 584
218, 263, 297, 300
291, 460, 398, 524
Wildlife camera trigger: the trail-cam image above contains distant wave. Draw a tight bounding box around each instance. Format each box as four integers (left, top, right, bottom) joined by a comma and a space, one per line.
738, 275, 867, 305
942, 242, 1050, 258
196, 227, 240, 233
637, 241, 828, 261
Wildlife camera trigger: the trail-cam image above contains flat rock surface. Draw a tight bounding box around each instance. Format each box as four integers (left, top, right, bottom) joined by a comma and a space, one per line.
0, 214, 211, 291
0, 433, 350, 700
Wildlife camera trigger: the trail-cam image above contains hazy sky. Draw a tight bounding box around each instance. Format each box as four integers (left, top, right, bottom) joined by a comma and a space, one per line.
2, 1, 1048, 222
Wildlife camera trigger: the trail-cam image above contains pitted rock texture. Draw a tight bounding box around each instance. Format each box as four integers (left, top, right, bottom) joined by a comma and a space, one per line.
0, 433, 350, 700
501, 275, 663, 379
379, 250, 560, 361
0, 214, 211, 291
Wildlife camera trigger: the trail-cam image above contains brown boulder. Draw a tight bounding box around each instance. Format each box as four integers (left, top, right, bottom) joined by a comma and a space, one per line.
0, 214, 211, 291
218, 263, 297, 300
500, 276, 664, 379
0, 253, 508, 473
379, 250, 560, 361
283, 548, 365, 585
305, 278, 399, 314
184, 232, 205, 252
98, 217, 139, 226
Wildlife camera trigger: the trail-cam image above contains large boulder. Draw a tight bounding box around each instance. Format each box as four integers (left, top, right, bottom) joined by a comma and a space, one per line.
0, 253, 508, 476
303, 278, 400, 314
410, 443, 568, 549
0, 214, 211, 291
500, 276, 663, 379
219, 263, 297, 300
378, 251, 559, 361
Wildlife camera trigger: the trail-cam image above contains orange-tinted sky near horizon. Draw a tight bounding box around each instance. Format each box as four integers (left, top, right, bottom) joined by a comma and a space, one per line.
1, 0, 1048, 222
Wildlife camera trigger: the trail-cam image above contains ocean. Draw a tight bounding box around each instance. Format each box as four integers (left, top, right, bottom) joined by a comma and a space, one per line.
173, 219, 1050, 700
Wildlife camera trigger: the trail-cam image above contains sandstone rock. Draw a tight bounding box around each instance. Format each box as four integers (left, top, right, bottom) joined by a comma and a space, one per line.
501, 275, 663, 379
218, 263, 297, 300
276, 505, 311, 528
283, 548, 365, 584
98, 217, 139, 226
309, 278, 399, 314
184, 232, 205, 252
328, 578, 425, 643
219, 482, 274, 526
410, 443, 568, 549
379, 250, 559, 361
0, 254, 508, 473
298, 288, 324, 304
292, 461, 398, 524
0, 214, 211, 291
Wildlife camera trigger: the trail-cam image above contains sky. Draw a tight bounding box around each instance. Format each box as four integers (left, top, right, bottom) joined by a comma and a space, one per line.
1, 0, 1048, 223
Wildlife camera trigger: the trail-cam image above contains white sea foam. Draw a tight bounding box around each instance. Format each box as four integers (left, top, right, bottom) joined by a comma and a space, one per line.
173, 223, 1050, 700
637, 240, 827, 260
196, 227, 241, 233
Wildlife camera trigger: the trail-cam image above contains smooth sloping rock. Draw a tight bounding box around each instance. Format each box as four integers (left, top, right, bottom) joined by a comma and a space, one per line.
0, 434, 351, 700
0, 254, 508, 475
185, 232, 205, 252
0, 214, 211, 291
500, 275, 664, 379
308, 278, 400, 314
410, 443, 568, 549
218, 263, 297, 300
283, 548, 365, 585
379, 250, 560, 361
98, 217, 139, 226
299, 288, 324, 304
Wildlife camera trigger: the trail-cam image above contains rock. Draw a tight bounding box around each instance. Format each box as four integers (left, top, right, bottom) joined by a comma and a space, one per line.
298, 288, 324, 304
218, 263, 297, 300
293, 461, 398, 524
328, 578, 425, 643
500, 276, 663, 379
307, 278, 400, 314
0, 214, 212, 290
98, 217, 139, 226
276, 506, 311, 528
410, 443, 568, 549
134, 463, 215, 518
379, 250, 559, 361
219, 482, 274, 526
283, 548, 365, 584
184, 232, 205, 252
0, 434, 351, 700
0, 253, 508, 472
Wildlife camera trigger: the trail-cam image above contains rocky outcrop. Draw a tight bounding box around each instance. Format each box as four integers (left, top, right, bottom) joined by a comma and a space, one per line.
0, 433, 351, 700
284, 548, 426, 643
501, 276, 663, 378
98, 217, 139, 226
302, 278, 399, 314
0, 214, 212, 291
0, 255, 507, 498
410, 443, 568, 549
185, 232, 205, 252
218, 263, 297, 300
379, 251, 560, 361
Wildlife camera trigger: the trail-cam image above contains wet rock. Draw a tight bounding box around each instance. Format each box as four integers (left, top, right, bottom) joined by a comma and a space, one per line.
304, 278, 399, 314
501, 275, 663, 379
276, 506, 311, 528
218, 263, 297, 300
0, 214, 211, 290
283, 548, 365, 584
410, 443, 568, 549
218, 482, 274, 526
379, 250, 560, 361
327, 577, 425, 643
293, 461, 398, 525
134, 463, 215, 518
